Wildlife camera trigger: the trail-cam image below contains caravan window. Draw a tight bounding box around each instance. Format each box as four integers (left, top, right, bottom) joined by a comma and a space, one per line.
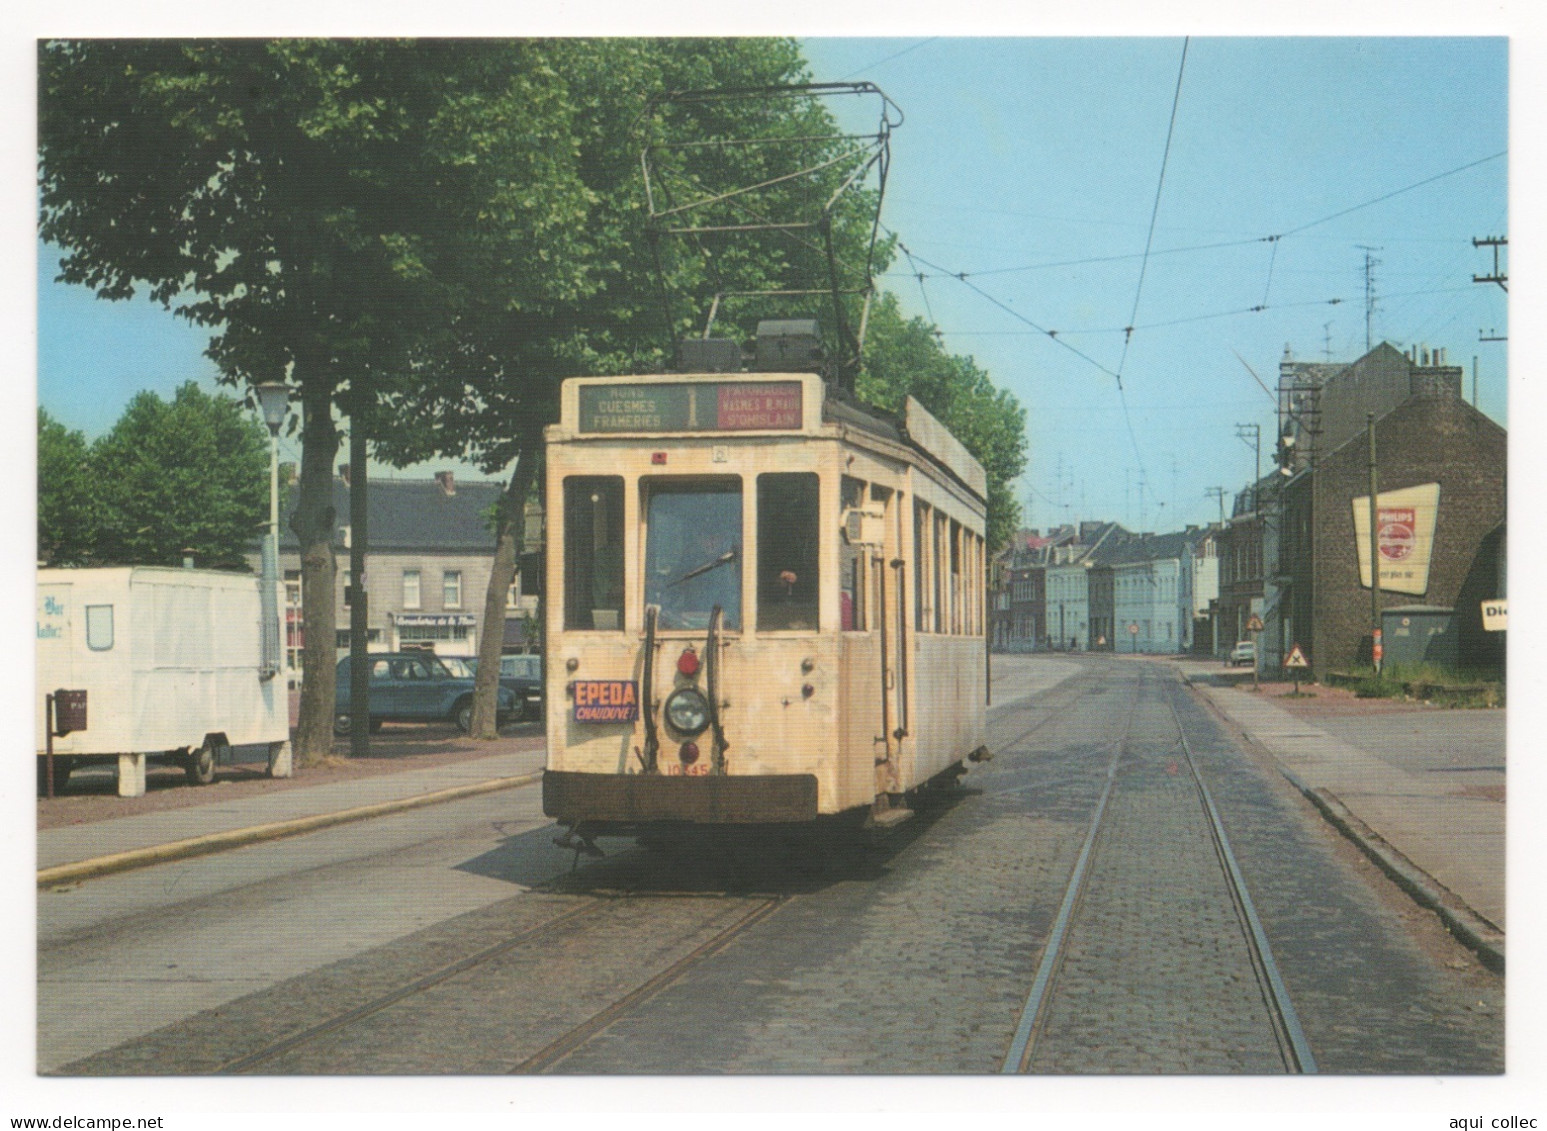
86, 604, 114, 651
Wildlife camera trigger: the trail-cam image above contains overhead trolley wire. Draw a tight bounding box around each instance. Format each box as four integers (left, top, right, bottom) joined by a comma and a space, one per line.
1275, 150, 1506, 240
1116, 36, 1190, 389
888, 233, 1121, 381
883, 151, 1505, 293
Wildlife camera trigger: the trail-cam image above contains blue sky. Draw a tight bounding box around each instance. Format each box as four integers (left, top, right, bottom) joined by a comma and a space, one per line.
33, 35, 1510, 533
801, 37, 1508, 532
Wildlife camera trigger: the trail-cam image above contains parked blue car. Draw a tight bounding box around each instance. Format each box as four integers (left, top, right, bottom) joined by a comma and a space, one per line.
463, 654, 545, 721
334, 652, 517, 735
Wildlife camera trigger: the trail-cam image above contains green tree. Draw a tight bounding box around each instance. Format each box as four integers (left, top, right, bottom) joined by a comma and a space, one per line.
86, 383, 269, 568
369, 38, 891, 735
37, 408, 97, 566
38, 39, 598, 761
857, 292, 1028, 552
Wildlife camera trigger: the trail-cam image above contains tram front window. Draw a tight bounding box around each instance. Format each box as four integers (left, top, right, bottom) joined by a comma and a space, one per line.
645, 481, 742, 630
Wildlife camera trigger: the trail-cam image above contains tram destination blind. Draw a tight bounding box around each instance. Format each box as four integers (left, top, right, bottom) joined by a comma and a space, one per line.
579, 382, 802, 434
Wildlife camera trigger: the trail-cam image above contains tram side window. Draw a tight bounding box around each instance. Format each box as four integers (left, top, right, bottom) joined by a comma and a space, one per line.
950, 519, 963, 635
758, 473, 819, 631
564, 477, 624, 631
913, 501, 929, 633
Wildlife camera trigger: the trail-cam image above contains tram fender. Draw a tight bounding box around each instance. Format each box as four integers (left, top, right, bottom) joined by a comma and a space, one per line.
543, 769, 820, 824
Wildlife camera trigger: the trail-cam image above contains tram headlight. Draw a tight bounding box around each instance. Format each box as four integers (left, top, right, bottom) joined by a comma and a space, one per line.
664, 687, 711, 736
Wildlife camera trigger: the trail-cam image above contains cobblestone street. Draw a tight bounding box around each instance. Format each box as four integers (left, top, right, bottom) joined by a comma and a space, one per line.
47, 656, 1502, 1078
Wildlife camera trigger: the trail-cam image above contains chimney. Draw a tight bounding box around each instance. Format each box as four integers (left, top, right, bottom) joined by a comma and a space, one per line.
338, 464, 350, 487
435, 471, 456, 496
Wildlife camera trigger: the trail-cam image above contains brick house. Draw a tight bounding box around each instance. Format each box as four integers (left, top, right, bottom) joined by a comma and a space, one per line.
1277, 390, 1506, 679
1217, 476, 1278, 657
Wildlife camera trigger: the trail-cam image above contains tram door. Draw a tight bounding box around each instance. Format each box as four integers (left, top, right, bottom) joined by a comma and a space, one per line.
872, 485, 906, 799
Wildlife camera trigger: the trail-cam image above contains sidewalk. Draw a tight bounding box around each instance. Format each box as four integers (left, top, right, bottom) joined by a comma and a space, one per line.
1168, 657, 1505, 970
38, 741, 546, 881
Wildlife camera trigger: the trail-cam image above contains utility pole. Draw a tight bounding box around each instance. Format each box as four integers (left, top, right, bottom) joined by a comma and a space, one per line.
1367, 413, 1381, 675
1235, 423, 1261, 501
349, 389, 371, 759
1472, 236, 1507, 350
1472, 235, 1507, 292
1204, 486, 1226, 526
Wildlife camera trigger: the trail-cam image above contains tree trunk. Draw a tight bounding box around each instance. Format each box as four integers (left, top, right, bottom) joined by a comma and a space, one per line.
469, 420, 544, 738
292, 382, 340, 766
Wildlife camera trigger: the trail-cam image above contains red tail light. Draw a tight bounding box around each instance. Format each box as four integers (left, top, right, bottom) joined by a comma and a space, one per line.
679, 741, 700, 765
677, 647, 700, 676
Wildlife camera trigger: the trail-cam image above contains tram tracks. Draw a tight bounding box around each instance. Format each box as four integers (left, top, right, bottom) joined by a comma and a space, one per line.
1000, 669, 1316, 1075
215, 887, 787, 1075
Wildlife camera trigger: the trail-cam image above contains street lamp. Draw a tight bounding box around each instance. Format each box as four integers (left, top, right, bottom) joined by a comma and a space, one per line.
255, 383, 290, 679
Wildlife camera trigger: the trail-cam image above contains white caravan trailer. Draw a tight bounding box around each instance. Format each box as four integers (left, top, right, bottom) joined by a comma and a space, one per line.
36, 567, 292, 797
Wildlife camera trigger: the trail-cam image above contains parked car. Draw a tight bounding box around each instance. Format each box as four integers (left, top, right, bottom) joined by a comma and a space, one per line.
465, 653, 545, 721
1229, 640, 1257, 667
333, 652, 517, 735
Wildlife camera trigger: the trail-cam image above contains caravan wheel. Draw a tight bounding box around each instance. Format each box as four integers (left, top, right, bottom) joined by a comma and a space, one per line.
186, 738, 225, 786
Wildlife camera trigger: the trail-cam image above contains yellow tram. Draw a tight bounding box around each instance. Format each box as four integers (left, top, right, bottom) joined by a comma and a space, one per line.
542, 322, 989, 842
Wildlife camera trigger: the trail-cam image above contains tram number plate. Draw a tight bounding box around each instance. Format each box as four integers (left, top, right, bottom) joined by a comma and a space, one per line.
665, 762, 711, 777
572, 680, 639, 723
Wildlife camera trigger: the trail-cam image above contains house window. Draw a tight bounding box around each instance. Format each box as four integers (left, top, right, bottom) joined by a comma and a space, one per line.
506, 580, 520, 610
403, 570, 422, 609
443, 571, 462, 609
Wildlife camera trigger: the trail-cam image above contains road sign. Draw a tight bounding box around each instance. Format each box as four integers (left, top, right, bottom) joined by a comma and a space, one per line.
1246, 615, 1264, 633
1285, 644, 1308, 669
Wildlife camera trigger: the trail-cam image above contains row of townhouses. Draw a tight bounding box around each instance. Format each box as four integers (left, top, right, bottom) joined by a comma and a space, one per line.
995, 341, 1507, 681
992, 520, 1221, 656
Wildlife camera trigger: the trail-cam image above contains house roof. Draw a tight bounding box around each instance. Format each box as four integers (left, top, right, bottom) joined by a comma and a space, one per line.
1092, 529, 1199, 567
279, 476, 504, 553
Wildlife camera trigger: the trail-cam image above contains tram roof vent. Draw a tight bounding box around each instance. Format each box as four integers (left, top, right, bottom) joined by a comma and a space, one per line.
674, 337, 745, 374
753, 319, 825, 373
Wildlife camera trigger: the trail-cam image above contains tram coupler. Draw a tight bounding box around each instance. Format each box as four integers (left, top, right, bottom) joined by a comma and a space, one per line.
553, 823, 604, 858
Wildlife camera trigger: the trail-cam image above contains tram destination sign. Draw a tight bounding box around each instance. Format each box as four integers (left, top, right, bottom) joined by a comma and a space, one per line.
579, 382, 802, 434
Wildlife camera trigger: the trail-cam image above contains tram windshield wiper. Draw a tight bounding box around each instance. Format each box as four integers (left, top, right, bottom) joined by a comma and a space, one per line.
668, 545, 738, 587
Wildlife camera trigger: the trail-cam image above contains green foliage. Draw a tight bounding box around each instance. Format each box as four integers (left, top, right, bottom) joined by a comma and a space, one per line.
856, 293, 1028, 551
1349, 662, 1505, 707
37, 409, 97, 566
39, 39, 600, 392
371, 37, 863, 472
39, 384, 269, 569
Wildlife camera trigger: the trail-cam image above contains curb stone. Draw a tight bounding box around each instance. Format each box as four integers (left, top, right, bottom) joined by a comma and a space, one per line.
38, 771, 542, 889
1178, 669, 1504, 974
